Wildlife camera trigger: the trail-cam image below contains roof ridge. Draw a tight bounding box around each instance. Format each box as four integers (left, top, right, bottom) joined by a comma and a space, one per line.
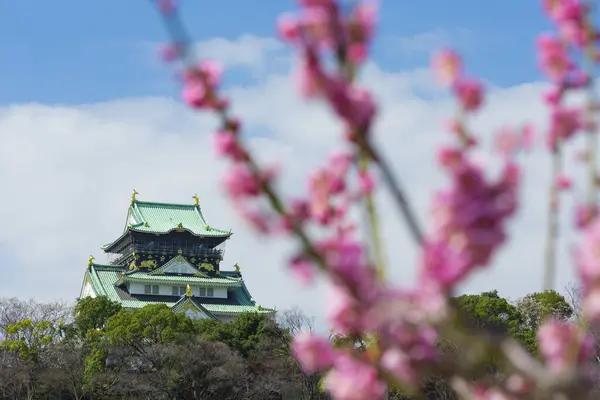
91, 263, 124, 269
134, 200, 199, 208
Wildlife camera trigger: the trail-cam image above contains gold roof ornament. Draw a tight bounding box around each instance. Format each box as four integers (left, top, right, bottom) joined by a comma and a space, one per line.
192, 194, 200, 206
130, 189, 139, 205
87, 255, 95, 267
185, 284, 192, 297
234, 263, 241, 273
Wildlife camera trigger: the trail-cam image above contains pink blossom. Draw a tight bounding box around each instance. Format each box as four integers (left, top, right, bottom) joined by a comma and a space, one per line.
292, 332, 336, 374
324, 354, 387, 400
347, 43, 368, 63
544, 87, 563, 105
319, 239, 378, 297
494, 127, 520, 158
582, 287, 600, 322
352, 1, 377, 41
298, 0, 335, 8
158, 0, 175, 14
276, 14, 301, 42
574, 203, 598, 229
546, 107, 582, 150
520, 124, 536, 150
358, 170, 375, 195
160, 43, 181, 62
574, 217, 600, 289
538, 320, 593, 372
430, 152, 519, 276
419, 240, 469, 290
212, 130, 246, 161
453, 78, 484, 111
181, 61, 224, 110
537, 34, 572, 81
380, 347, 416, 383
289, 256, 316, 286
325, 284, 362, 333
556, 173, 572, 190
431, 49, 462, 87
223, 164, 263, 199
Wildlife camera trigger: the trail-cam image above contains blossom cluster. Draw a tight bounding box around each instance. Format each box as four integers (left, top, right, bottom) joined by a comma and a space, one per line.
155, 0, 600, 398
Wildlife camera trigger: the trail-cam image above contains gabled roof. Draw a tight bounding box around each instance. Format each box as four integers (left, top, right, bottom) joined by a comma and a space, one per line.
102, 200, 231, 250
171, 296, 219, 320
149, 255, 207, 276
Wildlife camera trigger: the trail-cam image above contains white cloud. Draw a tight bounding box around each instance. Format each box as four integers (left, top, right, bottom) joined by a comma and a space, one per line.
392, 28, 473, 56
0, 34, 584, 330
193, 35, 287, 75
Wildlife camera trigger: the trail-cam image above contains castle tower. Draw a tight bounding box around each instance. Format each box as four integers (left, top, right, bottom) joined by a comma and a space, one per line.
79, 191, 274, 322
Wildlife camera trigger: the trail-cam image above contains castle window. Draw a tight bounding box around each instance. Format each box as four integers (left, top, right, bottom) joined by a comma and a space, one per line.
146, 285, 158, 294
207, 288, 214, 297
199, 287, 206, 296
172, 286, 186, 296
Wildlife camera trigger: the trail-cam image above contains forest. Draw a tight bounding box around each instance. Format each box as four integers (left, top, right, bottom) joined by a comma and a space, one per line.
0, 285, 594, 399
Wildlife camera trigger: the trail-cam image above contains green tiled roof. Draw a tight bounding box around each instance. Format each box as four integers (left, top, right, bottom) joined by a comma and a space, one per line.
84, 263, 273, 316
130, 201, 230, 237
102, 200, 231, 250
116, 271, 242, 288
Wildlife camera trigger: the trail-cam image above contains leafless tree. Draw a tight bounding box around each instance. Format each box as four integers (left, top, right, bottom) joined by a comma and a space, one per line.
0, 298, 73, 339
278, 306, 315, 336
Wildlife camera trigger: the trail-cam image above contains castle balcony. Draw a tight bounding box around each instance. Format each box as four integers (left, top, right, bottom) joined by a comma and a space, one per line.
107, 241, 225, 264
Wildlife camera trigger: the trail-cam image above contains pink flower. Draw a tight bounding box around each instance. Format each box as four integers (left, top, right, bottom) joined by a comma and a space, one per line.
212, 130, 246, 161
419, 240, 469, 290
181, 61, 224, 110
380, 347, 417, 383
574, 216, 600, 289
289, 256, 316, 286
556, 173, 572, 190
538, 320, 593, 372
582, 287, 600, 322
430, 152, 519, 276
158, 0, 175, 14
546, 107, 582, 150
358, 170, 375, 195
324, 354, 387, 400
277, 14, 301, 42
574, 203, 598, 229
494, 127, 520, 158
453, 78, 484, 112
431, 49, 462, 87
348, 43, 368, 63
520, 124, 536, 151
326, 284, 363, 333
292, 332, 336, 374
223, 164, 269, 199
160, 42, 181, 62
537, 34, 572, 81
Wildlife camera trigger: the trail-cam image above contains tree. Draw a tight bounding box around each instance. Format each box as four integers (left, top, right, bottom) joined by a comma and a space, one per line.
0, 319, 62, 399
104, 304, 196, 347
73, 296, 122, 338
515, 290, 573, 331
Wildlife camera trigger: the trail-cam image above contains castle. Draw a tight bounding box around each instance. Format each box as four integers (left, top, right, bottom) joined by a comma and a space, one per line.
79, 191, 274, 322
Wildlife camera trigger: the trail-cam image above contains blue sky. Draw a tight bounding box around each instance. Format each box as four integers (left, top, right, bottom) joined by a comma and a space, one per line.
0, 1, 582, 314
0, 0, 551, 106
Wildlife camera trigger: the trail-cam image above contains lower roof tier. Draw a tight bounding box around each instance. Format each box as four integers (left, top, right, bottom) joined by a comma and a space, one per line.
83, 263, 273, 315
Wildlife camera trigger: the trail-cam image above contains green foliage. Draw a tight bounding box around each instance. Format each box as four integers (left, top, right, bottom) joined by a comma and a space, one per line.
516, 289, 573, 331
74, 296, 122, 338
453, 291, 537, 353
195, 312, 279, 357
104, 304, 196, 345
1, 319, 58, 364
